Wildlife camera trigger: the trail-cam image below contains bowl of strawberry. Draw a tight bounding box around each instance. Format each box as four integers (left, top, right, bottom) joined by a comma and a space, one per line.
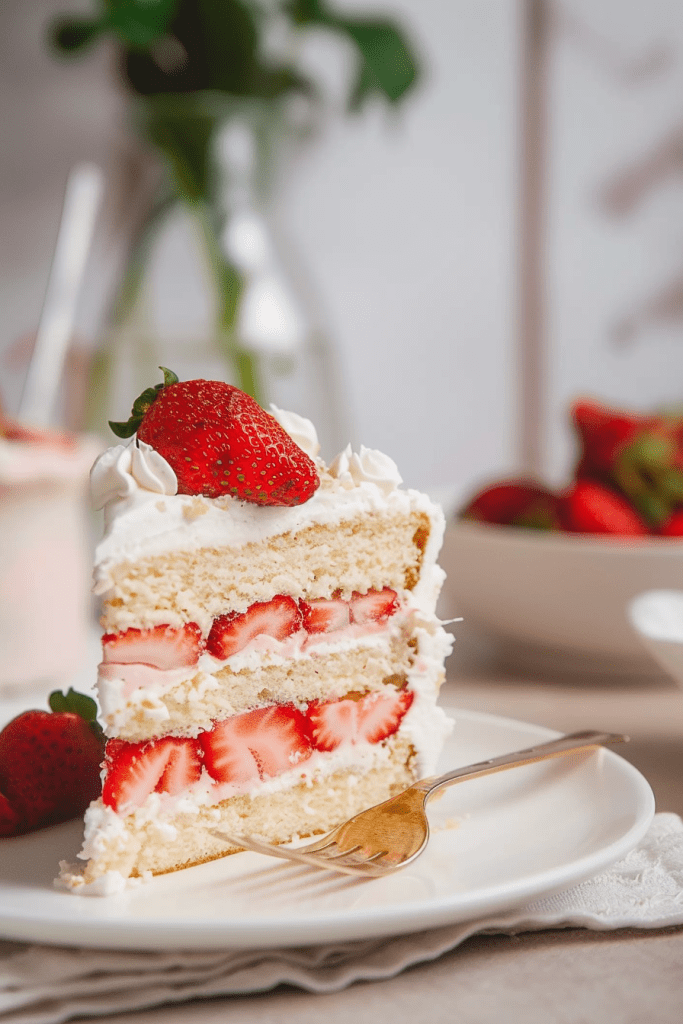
441, 399, 683, 678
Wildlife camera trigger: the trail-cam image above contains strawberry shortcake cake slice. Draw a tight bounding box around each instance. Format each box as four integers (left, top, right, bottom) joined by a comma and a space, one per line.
61, 370, 453, 892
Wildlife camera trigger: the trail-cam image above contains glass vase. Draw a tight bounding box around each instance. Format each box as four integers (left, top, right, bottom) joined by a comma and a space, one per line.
86, 93, 350, 462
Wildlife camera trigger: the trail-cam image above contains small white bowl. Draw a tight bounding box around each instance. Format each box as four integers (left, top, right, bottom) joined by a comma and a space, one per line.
440, 521, 683, 678
628, 590, 683, 688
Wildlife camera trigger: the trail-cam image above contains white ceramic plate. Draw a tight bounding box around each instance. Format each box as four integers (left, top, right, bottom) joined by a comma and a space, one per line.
0, 708, 654, 950
629, 590, 683, 689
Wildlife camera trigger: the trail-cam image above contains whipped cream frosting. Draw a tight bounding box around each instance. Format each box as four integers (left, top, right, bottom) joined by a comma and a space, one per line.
91, 440, 177, 510
329, 444, 402, 495
90, 412, 445, 619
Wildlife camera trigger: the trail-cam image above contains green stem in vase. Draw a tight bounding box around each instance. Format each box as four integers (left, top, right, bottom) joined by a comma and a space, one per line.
195, 200, 263, 406
51, 0, 421, 419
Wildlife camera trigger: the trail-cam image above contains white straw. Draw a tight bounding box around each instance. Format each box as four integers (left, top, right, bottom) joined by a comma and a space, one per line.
19, 162, 104, 427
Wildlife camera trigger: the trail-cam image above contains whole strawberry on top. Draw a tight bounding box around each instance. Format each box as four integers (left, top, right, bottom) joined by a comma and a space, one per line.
110, 368, 319, 506
0, 689, 104, 837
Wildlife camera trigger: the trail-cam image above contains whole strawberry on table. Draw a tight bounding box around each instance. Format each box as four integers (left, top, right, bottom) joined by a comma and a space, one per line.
0, 689, 104, 837
458, 398, 683, 537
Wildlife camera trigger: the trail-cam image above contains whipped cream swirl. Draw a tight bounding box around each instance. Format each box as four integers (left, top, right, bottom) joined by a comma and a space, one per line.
90, 440, 178, 510
329, 444, 402, 495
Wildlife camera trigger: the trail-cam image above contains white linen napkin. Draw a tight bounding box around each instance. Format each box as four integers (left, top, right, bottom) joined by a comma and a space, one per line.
2, 812, 683, 1024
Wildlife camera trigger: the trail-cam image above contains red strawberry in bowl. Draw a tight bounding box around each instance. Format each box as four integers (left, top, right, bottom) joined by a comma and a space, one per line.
0, 689, 105, 836
660, 510, 683, 537
571, 398, 683, 529
559, 479, 650, 536
570, 399, 642, 475
109, 368, 319, 506
459, 479, 560, 530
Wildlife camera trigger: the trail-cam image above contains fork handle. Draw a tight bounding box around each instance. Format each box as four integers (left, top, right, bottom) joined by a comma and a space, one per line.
414, 730, 628, 799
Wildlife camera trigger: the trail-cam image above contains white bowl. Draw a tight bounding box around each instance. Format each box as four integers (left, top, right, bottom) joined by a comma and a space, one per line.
628, 590, 683, 688
440, 521, 683, 678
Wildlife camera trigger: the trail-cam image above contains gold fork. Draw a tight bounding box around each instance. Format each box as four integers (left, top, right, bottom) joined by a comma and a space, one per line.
210, 730, 627, 877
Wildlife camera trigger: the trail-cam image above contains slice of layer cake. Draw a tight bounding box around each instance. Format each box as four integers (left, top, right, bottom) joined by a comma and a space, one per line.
61, 373, 453, 893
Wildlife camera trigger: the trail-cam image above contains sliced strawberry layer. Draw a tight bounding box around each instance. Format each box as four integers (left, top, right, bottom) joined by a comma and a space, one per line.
102, 736, 202, 812
103, 589, 401, 674
349, 588, 399, 625
299, 597, 351, 634
102, 685, 414, 811
200, 705, 313, 785
102, 623, 203, 670
307, 689, 414, 751
158, 740, 204, 796
206, 596, 302, 660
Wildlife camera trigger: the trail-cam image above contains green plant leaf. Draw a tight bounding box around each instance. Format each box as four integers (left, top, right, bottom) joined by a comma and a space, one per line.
52, 0, 419, 106
109, 418, 140, 439
160, 366, 179, 386
51, 1, 178, 55
283, 1, 420, 107
105, 0, 178, 49
284, 0, 329, 24
197, 0, 260, 94
630, 490, 671, 529
659, 469, 683, 503
141, 99, 215, 200
51, 16, 105, 52
344, 20, 418, 107
253, 65, 317, 100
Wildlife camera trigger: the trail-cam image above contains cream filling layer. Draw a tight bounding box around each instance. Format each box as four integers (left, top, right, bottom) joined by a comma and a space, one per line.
65, 618, 453, 894
78, 693, 452, 868
95, 605, 452, 737
97, 611, 411, 728
89, 618, 453, 831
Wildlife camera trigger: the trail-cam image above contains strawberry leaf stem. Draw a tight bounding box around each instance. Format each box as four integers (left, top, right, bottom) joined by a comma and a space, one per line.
48, 688, 105, 746
108, 366, 179, 438
49, 687, 98, 720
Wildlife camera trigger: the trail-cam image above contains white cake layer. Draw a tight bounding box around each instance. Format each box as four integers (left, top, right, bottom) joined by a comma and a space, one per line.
91, 438, 446, 632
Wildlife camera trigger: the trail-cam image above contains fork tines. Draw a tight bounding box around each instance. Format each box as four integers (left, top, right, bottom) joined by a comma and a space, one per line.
210, 829, 391, 877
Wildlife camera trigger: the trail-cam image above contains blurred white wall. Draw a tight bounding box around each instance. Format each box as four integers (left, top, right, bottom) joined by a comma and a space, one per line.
3, 1, 683, 501
0, 0, 517, 499
548, 0, 683, 483
282, 0, 518, 494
